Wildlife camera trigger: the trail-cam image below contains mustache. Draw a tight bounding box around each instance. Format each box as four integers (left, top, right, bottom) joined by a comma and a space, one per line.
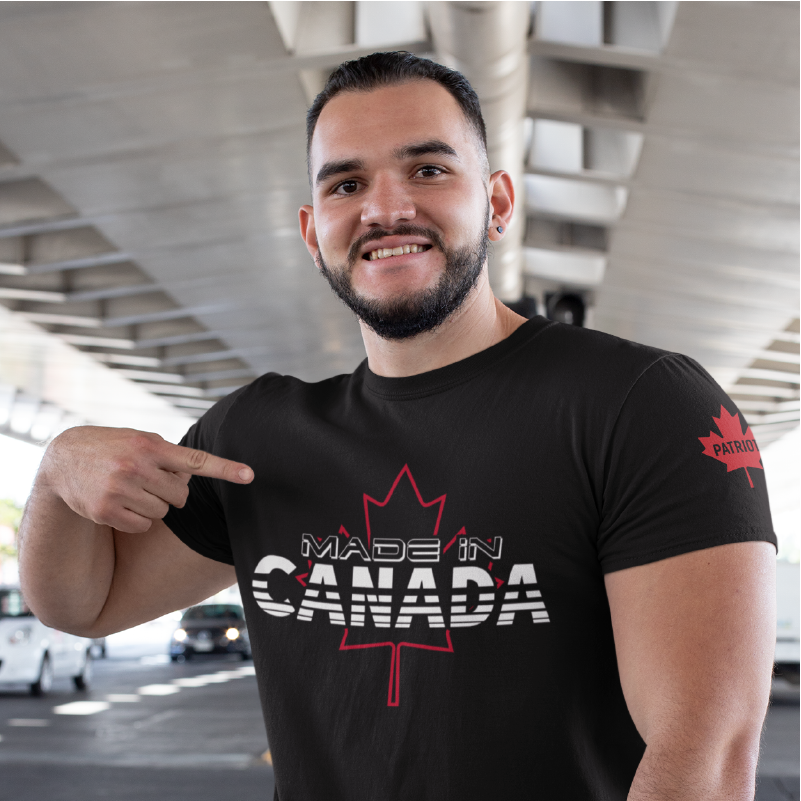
347, 224, 446, 267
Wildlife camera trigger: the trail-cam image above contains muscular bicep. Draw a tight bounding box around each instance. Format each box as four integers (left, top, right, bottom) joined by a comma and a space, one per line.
91, 519, 237, 637
604, 542, 776, 748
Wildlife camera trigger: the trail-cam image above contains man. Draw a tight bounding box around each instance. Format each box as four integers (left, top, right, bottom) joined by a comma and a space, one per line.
20, 53, 776, 800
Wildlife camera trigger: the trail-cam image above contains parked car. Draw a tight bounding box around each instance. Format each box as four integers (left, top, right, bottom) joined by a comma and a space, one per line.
0, 587, 93, 696
170, 603, 251, 661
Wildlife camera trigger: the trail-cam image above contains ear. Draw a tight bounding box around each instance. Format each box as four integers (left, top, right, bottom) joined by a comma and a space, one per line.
487, 170, 515, 242
298, 205, 320, 267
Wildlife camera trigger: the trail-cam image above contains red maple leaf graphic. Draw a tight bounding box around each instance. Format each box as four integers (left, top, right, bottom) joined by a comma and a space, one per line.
362, 464, 446, 546
339, 464, 454, 707
698, 405, 763, 488
339, 630, 453, 707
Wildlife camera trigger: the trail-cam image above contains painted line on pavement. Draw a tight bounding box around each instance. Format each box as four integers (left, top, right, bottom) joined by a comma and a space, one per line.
137, 684, 181, 696
53, 701, 111, 716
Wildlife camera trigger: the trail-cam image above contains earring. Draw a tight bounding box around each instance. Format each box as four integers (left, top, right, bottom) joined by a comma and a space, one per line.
496, 226, 503, 234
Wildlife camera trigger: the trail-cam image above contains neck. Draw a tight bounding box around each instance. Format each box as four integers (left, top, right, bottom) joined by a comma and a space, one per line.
360, 270, 527, 378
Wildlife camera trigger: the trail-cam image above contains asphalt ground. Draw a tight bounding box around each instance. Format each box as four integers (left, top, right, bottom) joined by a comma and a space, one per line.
0, 637, 797, 800
757, 679, 801, 801
0, 652, 275, 801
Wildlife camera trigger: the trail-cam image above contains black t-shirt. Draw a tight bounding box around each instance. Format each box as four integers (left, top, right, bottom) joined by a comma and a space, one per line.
165, 317, 775, 801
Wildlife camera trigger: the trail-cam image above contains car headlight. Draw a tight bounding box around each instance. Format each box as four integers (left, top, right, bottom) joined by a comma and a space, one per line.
9, 627, 31, 645
225, 628, 240, 641
173, 628, 187, 642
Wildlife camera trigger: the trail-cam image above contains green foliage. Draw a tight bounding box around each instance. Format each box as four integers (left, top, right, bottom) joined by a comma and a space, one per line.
0, 499, 22, 533
0, 499, 22, 558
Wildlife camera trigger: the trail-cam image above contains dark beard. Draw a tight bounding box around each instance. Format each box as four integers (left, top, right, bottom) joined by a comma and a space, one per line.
317, 210, 489, 341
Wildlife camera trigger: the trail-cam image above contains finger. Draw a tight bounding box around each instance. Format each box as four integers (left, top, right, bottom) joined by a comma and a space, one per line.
160, 444, 254, 484
141, 471, 191, 508
123, 489, 171, 521
107, 509, 154, 535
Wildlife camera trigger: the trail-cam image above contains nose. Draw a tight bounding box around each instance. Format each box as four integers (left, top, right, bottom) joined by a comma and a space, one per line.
360, 173, 416, 229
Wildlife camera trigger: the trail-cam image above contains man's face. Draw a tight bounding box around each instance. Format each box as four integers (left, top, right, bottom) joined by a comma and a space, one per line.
301, 80, 492, 340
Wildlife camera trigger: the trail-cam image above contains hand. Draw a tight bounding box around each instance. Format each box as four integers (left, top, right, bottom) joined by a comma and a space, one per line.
40, 426, 254, 534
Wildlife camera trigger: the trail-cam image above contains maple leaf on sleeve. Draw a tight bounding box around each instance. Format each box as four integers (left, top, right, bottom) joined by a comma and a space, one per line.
698, 405, 763, 488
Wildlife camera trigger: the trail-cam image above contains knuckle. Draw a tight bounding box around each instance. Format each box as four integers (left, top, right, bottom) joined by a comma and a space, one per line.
111, 458, 142, 481
94, 500, 117, 525
185, 449, 208, 472
128, 433, 155, 455
130, 517, 152, 534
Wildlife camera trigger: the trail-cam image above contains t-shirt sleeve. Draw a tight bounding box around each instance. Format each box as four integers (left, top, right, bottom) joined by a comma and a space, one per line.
597, 354, 777, 573
163, 387, 250, 566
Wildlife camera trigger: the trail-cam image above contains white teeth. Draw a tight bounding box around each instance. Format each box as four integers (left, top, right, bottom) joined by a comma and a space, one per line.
368, 244, 425, 260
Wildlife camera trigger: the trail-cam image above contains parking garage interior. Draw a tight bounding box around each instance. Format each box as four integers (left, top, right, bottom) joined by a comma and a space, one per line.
0, 2, 797, 800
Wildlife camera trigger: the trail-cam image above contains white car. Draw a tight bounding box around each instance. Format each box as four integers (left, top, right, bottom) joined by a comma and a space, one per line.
0, 587, 93, 696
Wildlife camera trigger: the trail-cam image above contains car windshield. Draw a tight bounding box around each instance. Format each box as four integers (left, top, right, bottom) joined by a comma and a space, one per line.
0, 589, 33, 618
181, 604, 243, 622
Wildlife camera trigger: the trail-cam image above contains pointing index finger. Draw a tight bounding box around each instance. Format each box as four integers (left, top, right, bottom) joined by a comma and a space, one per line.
165, 444, 254, 483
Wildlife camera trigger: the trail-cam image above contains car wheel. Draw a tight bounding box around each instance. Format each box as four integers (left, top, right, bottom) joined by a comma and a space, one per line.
30, 654, 53, 697
73, 650, 93, 691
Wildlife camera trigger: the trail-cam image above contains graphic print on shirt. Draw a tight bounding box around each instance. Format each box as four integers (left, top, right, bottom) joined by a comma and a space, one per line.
251, 464, 550, 706
698, 405, 763, 488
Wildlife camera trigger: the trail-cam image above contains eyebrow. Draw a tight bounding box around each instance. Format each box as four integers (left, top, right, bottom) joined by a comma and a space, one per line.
314, 140, 460, 187
392, 139, 459, 161
315, 158, 366, 187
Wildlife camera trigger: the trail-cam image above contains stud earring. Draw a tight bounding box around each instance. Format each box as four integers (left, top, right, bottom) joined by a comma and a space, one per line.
496, 226, 503, 234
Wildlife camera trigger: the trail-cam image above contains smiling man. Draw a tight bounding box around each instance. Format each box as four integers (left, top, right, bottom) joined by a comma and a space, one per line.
20, 53, 776, 801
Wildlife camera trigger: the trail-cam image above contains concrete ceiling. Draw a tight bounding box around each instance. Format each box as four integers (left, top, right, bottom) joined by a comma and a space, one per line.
0, 1, 797, 447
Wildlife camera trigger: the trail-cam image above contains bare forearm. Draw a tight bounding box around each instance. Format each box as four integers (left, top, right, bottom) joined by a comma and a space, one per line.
17, 425, 250, 639
629, 736, 760, 801
19, 478, 115, 635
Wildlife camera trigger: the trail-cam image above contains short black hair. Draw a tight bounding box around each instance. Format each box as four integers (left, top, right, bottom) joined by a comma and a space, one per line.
306, 51, 488, 169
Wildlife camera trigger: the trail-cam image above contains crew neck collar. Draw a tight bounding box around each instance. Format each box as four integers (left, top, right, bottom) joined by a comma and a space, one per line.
361, 315, 554, 400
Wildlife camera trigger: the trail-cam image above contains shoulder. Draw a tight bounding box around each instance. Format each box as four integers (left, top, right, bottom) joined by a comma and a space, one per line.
515, 319, 680, 394
505, 321, 727, 435
185, 369, 357, 444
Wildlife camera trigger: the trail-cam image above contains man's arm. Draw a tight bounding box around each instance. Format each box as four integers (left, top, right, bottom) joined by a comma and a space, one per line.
605, 541, 776, 801
18, 426, 252, 638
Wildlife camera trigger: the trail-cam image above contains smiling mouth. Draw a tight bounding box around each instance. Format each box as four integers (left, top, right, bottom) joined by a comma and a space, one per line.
364, 244, 433, 261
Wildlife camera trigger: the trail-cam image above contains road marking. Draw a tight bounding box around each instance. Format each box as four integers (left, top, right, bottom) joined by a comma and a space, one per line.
193, 674, 230, 683
105, 694, 140, 702
140, 655, 171, 665
53, 702, 111, 716
132, 710, 181, 730
137, 684, 181, 696
8, 719, 50, 727
117, 666, 255, 700
170, 677, 211, 687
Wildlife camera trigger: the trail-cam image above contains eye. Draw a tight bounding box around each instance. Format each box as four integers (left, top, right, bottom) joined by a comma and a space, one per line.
333, 180, 360, 196
415, 165, 444, 178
